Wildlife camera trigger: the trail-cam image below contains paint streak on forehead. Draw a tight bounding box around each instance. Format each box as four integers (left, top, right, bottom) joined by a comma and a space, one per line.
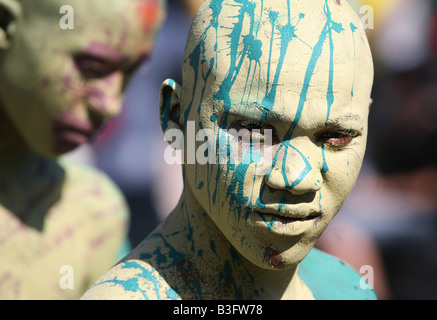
185, 0, 372, 123
137, 0, 164, 35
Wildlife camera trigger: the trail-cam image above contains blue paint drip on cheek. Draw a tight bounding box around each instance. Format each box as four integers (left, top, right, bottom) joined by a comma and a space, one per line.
226, 162, 250, 221
321, 143, 329, 173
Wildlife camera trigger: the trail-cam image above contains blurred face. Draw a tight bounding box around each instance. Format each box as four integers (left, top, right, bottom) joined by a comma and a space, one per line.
178, 0, 373, 269
0, 0, 164, 157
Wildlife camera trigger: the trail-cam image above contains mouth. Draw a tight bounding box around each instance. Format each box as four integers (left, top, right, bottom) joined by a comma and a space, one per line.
273, 213, 321, 224
53, 119, 96, 153
259, 205, 322, 221
250, 209, 322, 236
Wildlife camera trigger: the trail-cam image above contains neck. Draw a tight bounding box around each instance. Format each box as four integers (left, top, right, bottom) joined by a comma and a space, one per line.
0, 104, 63, 223
157, 184, 311, 300
0, 104, 31, 170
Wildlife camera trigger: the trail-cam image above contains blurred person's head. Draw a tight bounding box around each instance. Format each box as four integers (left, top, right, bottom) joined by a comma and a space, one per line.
366, 4, 437, 175
368, 70, 437, 175
160, 0, 374, 270
0, 0, 165, 158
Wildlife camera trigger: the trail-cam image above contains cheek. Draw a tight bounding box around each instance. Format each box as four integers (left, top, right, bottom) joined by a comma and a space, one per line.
322, 153, 363, 210
38, 58, 84, 111
86, 73, 124, 114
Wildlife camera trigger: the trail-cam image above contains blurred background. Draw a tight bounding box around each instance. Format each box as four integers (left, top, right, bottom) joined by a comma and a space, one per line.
66, 0, 437, 300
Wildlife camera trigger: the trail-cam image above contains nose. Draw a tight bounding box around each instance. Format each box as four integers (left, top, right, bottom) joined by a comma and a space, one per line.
85, 72, 124, 120
265, 140, 323, 195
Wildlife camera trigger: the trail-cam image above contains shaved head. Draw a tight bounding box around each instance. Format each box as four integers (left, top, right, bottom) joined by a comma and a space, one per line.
180, 0, 373, 124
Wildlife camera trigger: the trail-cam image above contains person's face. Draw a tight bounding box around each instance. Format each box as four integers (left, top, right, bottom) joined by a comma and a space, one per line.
178, 0, 373, 269
0, 0, 164, 157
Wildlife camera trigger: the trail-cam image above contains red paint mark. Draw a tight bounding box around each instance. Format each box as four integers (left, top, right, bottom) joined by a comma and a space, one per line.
89, 235, 106, 249
177, 259, 201, 289
266, 247, 284, 269
54, 226, 74, 246
0, 273, 21, 299
138, 0, 161, 35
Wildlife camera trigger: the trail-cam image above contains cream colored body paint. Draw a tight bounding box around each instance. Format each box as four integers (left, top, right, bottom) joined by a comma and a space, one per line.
0, 0, 165, 299
82, 0, 374, 300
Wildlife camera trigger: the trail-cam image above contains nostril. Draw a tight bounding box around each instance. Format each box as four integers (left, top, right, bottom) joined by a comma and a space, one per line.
261, 184, 318, 205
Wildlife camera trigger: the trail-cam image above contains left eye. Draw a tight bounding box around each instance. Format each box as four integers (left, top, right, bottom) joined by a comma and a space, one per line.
74, 54, 118, 79
315, 129, 360, 147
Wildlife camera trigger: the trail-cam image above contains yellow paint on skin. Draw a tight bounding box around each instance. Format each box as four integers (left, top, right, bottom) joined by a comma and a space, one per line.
82, 0, 374, 300
0, 159, 129, 299
0, 0, 165, 299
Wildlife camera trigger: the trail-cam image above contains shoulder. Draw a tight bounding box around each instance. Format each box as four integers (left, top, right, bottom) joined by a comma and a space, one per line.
81, 252, 181, 300
59, 158, 125, 203
80, 259, 158, 300
298, 248, 378, 300
57, 158, 129, 221
56, 158, 131, 263
81, 231, 187, 300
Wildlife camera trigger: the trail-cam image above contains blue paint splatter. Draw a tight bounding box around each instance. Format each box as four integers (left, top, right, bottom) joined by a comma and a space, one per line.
210, 113, 218, 122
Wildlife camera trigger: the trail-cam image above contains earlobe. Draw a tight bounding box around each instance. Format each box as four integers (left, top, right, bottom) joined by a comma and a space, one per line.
159, 78, 183, 133
0, 0, 21, 49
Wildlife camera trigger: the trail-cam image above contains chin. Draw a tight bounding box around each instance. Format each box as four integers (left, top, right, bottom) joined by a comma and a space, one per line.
28, 141, 67, 159
232, 237, 313, 271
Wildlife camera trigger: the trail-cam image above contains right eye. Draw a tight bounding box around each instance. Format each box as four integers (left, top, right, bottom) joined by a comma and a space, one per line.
232, 119, 278, 144
315, 128, 361, 148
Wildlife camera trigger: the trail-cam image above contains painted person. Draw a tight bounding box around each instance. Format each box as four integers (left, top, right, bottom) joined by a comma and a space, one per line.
0, 0, 165, 299
82, 0, 376, 300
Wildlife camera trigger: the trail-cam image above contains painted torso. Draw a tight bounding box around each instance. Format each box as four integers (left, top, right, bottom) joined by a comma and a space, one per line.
82, 212, 376, 300
0, 159, 129, 299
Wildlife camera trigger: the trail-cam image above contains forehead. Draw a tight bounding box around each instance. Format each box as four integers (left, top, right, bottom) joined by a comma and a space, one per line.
21, 0, 165, 57
22, 0, 164, 36
182, 0, 373, 121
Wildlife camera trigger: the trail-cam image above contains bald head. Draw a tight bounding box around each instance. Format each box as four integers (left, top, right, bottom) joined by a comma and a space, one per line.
179, 0, 373, 121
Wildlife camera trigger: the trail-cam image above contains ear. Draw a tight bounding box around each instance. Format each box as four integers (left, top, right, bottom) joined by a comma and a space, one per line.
0, 0, 21, 49
159, 78, 183, 133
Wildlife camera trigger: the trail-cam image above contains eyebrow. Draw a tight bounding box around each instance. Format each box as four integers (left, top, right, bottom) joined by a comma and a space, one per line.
230, 103, 361, 126
229, 103, 285, 122
325, 113, 362, 127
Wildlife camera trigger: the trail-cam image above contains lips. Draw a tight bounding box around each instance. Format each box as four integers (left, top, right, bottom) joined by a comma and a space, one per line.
248, 205, 323, 236
53, 118, 96, 153
258, 205, 322, 221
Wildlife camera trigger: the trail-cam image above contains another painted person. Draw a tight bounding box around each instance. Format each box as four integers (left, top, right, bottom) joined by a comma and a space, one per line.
0, 0, 165, 299
82, 0, 376, 300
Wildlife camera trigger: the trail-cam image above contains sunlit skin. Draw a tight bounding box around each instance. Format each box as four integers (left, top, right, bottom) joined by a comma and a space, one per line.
0, 0, 164, 157
82, 0, 374, 300
0, 0, 165, 299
